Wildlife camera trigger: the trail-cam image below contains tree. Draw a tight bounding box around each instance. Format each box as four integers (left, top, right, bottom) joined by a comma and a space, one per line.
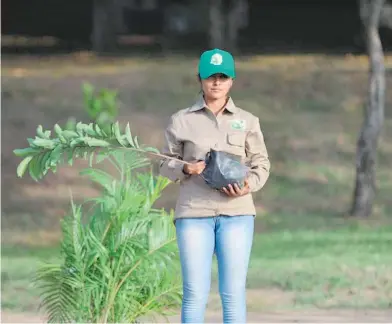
226, 0, 248, 54
351, 0, 391, 217
92, 0, 117, 53
209, 0, 224, 49
208, 0, 248, 53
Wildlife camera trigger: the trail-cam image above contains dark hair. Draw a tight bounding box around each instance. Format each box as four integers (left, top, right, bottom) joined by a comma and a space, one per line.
197, 74, 203, 95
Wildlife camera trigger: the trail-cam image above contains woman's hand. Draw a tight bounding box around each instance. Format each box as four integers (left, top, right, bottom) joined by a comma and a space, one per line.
183, 161, 206, 175
221, 179, 250, 197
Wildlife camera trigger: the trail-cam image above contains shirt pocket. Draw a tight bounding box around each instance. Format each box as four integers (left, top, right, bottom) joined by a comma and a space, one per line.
226, 132, 246, 157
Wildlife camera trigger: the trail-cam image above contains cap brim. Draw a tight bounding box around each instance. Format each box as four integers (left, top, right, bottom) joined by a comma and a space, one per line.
200, 67, 235, 79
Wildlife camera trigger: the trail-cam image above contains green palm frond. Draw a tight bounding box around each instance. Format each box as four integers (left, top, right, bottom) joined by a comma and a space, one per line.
44, 173, 179, 323
33, 263, 81, 323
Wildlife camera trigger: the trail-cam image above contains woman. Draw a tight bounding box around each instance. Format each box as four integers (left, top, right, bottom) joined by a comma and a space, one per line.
159, 48, 270, 323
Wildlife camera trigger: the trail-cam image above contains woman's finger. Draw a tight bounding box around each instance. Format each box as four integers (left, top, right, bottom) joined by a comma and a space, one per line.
222, 187, 231, 196
228, 184, 237, 196
233, 183, 242, 194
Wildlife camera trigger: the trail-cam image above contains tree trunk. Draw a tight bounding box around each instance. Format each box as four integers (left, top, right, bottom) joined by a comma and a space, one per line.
209, 0, 224, 49
208, 0, 248, 52
226, 0, 248, 54
92, 0, 117, 54
351, 0, 386, 217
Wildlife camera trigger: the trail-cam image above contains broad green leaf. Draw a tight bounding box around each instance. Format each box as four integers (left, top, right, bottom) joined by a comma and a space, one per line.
32, 137, 56, 149
36, 125, 46, 138
62, 130, 79, 140
16, 155, 34, 177
13, 147, 40, 157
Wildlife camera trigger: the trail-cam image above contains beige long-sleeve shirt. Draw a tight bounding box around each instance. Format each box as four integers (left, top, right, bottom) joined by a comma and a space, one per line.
159, 95, 270, 219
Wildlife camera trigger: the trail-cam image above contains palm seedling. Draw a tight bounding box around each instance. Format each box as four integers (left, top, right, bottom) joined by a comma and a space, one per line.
14, 121, 184, 323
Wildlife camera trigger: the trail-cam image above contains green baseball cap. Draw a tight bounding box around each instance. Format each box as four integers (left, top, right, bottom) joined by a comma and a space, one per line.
198, 48, 236, 79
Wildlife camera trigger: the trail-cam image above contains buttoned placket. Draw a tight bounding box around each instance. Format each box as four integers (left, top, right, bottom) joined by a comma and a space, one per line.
204, 107, 233, 215
204, 107, 221, 150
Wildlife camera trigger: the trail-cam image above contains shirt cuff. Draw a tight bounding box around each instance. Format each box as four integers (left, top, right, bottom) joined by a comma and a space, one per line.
168, 159, 189, 182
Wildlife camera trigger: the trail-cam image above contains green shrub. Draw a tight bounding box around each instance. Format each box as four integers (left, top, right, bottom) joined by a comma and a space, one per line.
14, 96, 183, 322
65, 82, 119, 133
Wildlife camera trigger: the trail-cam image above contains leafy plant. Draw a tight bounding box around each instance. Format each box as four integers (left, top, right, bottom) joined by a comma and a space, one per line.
14, 121, 183, 323
65, 82, 119, 133
13, 121, 166, 181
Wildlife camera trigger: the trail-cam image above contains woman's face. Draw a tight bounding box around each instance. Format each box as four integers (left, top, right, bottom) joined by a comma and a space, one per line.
200, 73, 233, 100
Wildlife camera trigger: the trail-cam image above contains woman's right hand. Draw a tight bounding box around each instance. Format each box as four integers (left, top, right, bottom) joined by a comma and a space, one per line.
183, 161, 206, 175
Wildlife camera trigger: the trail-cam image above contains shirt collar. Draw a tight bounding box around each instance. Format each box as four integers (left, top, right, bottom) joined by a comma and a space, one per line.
189, 94, 238, 114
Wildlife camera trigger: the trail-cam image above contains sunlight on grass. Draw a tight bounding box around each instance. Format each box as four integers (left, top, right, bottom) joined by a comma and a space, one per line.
3, 226, 392, 313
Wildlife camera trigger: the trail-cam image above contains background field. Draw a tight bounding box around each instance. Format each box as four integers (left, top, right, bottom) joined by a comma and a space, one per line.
2, 53, 392, 322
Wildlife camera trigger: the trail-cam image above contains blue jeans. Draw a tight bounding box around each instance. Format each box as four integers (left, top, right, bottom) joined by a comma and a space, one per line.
175, 215, 254, 323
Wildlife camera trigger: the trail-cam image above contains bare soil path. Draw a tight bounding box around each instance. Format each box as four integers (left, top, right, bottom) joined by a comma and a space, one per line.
2, 309, 392, 323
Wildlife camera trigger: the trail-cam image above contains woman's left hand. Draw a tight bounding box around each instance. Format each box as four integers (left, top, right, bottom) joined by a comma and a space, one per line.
221, 179, 250, 197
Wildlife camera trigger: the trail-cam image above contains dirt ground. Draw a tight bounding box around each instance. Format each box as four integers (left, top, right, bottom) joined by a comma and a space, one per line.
2, 309, 392, 323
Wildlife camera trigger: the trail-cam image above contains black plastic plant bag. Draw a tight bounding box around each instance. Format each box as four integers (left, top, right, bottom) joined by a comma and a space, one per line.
200, 149, 249, 190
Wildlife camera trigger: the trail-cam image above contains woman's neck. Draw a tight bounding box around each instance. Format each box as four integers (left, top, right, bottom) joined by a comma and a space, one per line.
204, 96, 229, 115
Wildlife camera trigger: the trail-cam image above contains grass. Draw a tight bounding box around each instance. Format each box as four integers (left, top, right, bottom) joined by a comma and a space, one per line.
246, 227, 392, 309
3, 222, 392, 313
1, 246, 60, 312
2, 52, 392, 314
208, 219, 392, 311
